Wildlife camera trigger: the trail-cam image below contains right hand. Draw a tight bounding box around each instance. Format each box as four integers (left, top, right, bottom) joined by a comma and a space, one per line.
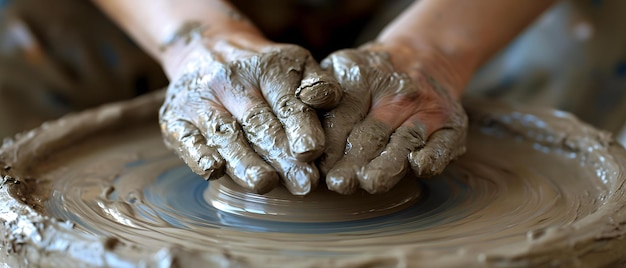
159, 33, 342, 195
318, 43, 468, 195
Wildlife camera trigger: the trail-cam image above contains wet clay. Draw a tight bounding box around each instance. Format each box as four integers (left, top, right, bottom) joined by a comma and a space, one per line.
205, 171, 421, 223
2, 92, 626, 267
160, 37, 342, 195
319, 48, 467, 194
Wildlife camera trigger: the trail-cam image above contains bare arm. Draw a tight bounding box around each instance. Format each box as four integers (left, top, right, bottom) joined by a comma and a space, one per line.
378, 0, 557, 95
92, 0, 261, 76
319, 0, 557, 194
92, 0, 342, 195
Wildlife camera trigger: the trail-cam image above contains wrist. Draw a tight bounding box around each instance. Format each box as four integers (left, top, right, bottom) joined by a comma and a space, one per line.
160, 25, 267, 79
366, 38, 471, 99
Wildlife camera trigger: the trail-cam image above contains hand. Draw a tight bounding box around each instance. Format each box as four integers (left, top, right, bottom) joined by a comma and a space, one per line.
318, 43, 468, 194
159, 33, 342, 195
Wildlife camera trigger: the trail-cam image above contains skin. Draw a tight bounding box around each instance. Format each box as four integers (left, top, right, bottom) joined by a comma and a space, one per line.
318, 44, 467, 194
93, 0, 342, 195
92, 0, 556, 195
315, 0, 557, 193
160, 33, 341, 194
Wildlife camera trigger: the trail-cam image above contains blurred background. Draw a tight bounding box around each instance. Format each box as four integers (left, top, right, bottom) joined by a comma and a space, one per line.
1, 0, 625, 143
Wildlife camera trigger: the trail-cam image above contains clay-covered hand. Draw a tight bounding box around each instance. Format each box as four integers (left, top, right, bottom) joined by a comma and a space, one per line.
159, 33, 342, 195
318, 43, 468, 194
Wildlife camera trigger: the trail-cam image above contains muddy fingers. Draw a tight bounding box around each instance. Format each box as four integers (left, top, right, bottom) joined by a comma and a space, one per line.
410, 127, 467, 178
241, 105, 319, 195
159, 111, 225, 181
161, 35, 343, 195
192, 105, 279, 194
297, 55, 343, 110
326, 118, 390, 194
256, 48, 330, 162
358, 125, 426, 194
320, 46, 468, 194
317, 92, 368, 177
318, 51, 373, 177
272, 93, 324, 162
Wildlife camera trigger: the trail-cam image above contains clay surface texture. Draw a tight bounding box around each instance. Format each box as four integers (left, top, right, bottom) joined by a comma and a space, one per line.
1, 92, 626, 267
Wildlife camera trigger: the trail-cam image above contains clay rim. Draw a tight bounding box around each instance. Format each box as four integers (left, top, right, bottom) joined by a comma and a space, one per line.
1, 92, 625, 267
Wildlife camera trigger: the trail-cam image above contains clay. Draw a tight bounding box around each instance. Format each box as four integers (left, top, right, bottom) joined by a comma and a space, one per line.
319, 48, 467, 194
2, 92, 626, 267
159, 21, 206, 52
295, 56, 343, 110
205, 172, 422, 222
357, 125, 425, 193
326, 118, 390, 194
160, 37, 342, 195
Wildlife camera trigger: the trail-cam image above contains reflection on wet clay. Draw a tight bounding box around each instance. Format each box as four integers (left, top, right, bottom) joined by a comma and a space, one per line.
1, 93, 626, 267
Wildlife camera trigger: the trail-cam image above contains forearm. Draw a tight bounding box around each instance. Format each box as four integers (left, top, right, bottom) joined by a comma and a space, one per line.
378, 0, 556, 94
92, 0, 262, 75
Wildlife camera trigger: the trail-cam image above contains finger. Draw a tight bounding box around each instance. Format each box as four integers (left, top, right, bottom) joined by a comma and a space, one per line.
296, 55, 343, 110
276, 158, 320, 195
188, 100, 279, 194
318, 52, 373, 176
357, 125, 426, 194
326, 118, 390, 194
159, 108, 225, 181
240, 104, 320, 195
409, 127, 467, 177
317, 92, 369, 177
212, 68, 320, 195
198, 59, 320, 194
259, 50, 325, 162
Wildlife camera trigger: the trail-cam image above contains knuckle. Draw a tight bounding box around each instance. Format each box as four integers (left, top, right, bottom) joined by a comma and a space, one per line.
400, 126, 426, 147
241, 106, 283, 139
241, 105, 273, 124
213, 119, 238, 136
275, 95, 311, 119
196, 109, 240, 144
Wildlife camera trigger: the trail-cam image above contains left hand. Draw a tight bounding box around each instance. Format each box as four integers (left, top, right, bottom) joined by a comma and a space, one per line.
318, 43, 468, 194
159, 33, 342, 195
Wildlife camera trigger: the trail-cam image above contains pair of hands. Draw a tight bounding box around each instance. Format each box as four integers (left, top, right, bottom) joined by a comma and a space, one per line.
159, 33, 467, 195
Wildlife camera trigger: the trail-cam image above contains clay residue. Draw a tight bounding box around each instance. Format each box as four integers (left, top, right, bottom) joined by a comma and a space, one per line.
160, 40, 342, 195
204, 170, 422, 223
319, 48, 467, 194
1, 92, 626, 267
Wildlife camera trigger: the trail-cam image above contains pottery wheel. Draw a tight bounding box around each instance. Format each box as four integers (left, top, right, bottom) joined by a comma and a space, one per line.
1, 92, 626, 267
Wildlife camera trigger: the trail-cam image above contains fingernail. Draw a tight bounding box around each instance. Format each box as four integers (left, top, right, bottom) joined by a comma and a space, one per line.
285, 164, 319, 195
245, 166, 278, 194
292, 135, 322, 162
